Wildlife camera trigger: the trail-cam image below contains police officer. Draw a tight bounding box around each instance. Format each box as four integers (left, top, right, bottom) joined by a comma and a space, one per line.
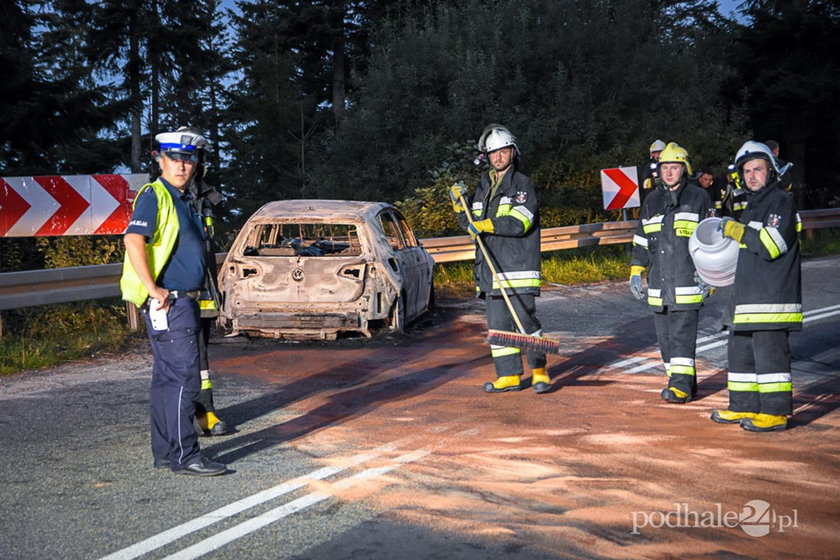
449, 124, 549, 393
121, 128, 227, 475
629, 143, 714, 403
711, 141, 801, 432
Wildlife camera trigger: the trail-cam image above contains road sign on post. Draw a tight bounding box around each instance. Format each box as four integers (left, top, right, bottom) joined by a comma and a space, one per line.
600, 166, 640, 210
0, 173, 146, 237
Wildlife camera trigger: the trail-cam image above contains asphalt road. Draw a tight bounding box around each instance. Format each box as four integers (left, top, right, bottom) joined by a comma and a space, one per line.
0, 256, 838, 560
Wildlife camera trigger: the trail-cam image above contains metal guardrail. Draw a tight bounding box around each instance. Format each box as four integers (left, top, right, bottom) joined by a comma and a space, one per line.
423, 220, 638, 263
1, 209, 838, 311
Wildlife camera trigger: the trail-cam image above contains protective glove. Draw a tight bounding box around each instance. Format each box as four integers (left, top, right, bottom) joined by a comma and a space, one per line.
718, 216, 745, 243
449, 182, 468, 213
467, 218, 494, 240
694, 272, 715, 300
629, 265, 646, 301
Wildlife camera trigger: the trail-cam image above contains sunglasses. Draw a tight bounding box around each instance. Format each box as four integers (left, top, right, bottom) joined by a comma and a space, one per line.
163, 151, 198, 163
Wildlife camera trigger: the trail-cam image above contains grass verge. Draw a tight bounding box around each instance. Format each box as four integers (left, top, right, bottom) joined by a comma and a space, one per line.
0, 301, 136, 376
434, 244, 631, 299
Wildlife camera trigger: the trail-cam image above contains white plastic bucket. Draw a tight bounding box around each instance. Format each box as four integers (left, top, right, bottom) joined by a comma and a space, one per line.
688, 217, 739, 286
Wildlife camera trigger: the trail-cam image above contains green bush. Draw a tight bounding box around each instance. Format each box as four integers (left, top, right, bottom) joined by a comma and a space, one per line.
0, 236, 131, 375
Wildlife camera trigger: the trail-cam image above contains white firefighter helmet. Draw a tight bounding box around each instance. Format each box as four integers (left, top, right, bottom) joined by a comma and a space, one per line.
734, 140, 783, 175
477, 124, 520, 155
649, 139, 666, 153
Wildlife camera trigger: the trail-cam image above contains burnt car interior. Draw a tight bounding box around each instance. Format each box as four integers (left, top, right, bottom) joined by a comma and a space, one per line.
242, 223, 363, 257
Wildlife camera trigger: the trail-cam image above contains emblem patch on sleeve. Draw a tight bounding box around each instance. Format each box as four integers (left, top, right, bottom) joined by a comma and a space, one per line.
515, 191, 528, 203
767, 213, 782, 228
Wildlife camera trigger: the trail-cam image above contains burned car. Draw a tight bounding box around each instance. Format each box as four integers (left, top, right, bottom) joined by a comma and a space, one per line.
217, 200, 435, 339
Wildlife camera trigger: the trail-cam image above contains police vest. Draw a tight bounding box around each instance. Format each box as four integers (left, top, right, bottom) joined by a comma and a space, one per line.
120, 180, 180, 306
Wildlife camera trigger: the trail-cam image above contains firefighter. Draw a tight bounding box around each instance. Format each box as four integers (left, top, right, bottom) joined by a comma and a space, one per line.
711, 141, 801, 432
629, 142, 715, 403
638, 139, 666, 204
449, 124, 549, 393
121, 128, 227, 476
178, 127, 229, 437
715, 163, 748, 219
764, 140, 794, 193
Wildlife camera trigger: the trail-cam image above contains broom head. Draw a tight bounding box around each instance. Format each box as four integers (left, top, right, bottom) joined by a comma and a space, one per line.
486, 329, 561, 354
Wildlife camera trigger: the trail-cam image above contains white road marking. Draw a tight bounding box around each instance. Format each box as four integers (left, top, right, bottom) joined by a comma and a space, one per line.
611, 304, 840, 373
163, 448, 433, 560
98, 441, 404, 560
100, 428, 475, 560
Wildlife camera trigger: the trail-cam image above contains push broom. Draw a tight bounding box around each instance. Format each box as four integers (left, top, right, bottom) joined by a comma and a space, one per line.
460, 195, 561, 354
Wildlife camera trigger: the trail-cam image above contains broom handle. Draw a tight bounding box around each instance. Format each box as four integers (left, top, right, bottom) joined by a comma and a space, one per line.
460, 195, 527, 334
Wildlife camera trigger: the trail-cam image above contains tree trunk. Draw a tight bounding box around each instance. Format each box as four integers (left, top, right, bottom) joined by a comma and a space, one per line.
128, 10, 142, 173
331, 12, 346, 127
149, 0, 160, 148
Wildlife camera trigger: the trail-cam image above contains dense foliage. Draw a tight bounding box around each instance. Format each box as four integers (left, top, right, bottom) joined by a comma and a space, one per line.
1, 0, 838, 262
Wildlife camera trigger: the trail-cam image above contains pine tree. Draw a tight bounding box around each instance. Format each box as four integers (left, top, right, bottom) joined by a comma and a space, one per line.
732, 0, 840, 208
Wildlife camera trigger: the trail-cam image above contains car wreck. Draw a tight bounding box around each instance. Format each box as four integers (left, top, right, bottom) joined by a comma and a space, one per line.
217, 200, 435, 340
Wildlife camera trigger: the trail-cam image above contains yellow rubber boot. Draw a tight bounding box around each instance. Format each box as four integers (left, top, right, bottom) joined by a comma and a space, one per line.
660, 386, 690, 403
195, 379, 230, 436
740, 413, 788, 432
198, 410, 223, 431
531, 368, 551, 394
711, 409, 757, 424
483, 375, 523, 393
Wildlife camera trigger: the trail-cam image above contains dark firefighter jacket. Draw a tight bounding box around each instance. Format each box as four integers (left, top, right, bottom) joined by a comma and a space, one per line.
457, 167, 541, 297
725, 180, 802, 331
631, 178, 714, 311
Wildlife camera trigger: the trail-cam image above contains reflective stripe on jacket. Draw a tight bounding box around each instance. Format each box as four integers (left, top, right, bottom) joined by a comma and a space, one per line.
457, 168, 541, 296
120, 180, 180, 306
727, 181, 802, 331
631, 179, 714, 311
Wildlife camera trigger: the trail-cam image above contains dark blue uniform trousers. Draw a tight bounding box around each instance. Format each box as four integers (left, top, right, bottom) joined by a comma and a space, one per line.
143, 297, 202, 469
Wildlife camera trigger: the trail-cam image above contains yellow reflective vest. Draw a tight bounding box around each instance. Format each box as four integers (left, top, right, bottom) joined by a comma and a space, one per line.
120, 180, 180, 307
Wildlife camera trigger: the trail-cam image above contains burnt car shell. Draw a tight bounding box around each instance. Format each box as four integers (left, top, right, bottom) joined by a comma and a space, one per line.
217, 200, 435, 339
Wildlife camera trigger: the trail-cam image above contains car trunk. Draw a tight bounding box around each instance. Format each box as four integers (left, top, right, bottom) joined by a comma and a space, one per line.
227, 255, 368, 305
226, 221, 370, 305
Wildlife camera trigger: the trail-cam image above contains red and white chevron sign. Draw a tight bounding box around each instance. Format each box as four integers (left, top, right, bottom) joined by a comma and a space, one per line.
600, 166, 640, 210
0, 174, 147, 237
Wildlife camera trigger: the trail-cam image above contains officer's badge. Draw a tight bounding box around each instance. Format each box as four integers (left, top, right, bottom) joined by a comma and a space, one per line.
515, 191, 528, 203
767, 213, 782, 228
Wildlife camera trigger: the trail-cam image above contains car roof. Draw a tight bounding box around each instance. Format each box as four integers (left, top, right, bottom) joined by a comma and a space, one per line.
248, 200, 395, 223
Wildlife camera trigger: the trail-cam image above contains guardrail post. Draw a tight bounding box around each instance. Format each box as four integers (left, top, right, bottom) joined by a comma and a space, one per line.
126, 302, 140, 332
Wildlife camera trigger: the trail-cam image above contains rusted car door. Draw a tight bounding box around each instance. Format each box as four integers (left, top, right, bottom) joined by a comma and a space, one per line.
394, 210, 432, 313
377, 210, 421, 320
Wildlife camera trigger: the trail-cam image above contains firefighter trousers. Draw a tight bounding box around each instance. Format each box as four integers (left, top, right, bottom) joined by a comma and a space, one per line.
653, 308, 698, 397
727, 330, 792, 415
486, 294, 546, 377
195, 317, 218, 416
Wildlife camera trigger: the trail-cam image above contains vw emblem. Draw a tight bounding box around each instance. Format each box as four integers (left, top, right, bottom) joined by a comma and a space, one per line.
291, 268, 305, 282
